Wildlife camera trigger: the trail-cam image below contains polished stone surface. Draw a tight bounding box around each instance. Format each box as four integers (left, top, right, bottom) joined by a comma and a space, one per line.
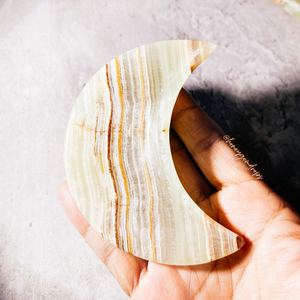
0, 0, 299, 299
65, 40, 242, 265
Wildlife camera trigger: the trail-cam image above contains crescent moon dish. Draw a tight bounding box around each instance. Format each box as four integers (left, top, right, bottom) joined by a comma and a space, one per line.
64, 40, 245, 265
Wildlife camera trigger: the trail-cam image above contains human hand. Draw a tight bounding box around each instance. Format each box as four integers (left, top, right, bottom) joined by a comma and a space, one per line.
59, 89, 300, 299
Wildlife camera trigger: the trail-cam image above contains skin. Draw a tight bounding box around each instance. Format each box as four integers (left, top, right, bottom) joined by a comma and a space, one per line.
59, 89, 300, 299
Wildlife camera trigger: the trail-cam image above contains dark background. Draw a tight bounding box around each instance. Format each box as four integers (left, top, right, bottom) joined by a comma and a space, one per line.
187, 86, 300, 212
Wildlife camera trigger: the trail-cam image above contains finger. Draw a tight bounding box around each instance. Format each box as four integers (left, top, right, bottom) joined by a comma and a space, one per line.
58, 181, 148, 296
171, 89, 260, 190
170, 129, 218, 220
171, 91, 300, 246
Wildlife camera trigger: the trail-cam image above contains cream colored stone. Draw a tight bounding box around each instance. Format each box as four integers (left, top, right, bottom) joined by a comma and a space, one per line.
64, 40, 245, 265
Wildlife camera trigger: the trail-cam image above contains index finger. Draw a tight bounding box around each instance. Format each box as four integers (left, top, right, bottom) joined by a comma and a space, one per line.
171, 89, 260, 190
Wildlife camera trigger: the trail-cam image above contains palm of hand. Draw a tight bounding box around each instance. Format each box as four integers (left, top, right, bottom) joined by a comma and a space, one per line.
59, 90, 300, 299
130, 184, 300, 300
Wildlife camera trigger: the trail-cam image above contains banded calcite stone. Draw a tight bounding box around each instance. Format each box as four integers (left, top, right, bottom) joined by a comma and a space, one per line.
64, 40, 245, 265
